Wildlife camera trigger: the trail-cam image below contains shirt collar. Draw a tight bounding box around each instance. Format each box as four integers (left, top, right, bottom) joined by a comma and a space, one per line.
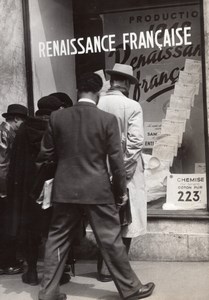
78, 98, 96, 105
4, 121, 13, 132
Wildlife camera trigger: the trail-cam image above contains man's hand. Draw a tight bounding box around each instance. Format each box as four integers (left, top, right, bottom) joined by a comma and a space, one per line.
116, 193, 128, 209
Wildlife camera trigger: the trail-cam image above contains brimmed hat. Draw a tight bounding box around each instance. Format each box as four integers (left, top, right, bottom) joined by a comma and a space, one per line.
2, 104, 28, 118
105, 63, 138, 85
49, 92, 73, 108
35, 95, 63, 116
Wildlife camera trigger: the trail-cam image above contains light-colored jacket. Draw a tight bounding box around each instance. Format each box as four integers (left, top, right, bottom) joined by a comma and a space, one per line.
98, 89, 147, 237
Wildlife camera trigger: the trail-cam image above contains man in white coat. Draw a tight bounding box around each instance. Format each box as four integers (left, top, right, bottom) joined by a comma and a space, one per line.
97, 63, 147, 280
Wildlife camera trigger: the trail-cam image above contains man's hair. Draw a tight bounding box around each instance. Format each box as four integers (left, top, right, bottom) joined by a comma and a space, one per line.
77, 73, 103, 93
110, 74, 129, 83
6, 115, 25, 122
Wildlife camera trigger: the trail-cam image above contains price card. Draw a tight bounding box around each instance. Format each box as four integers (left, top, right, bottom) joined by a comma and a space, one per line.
195, 163, 206, 174
161, 119, 185, 145
178, 70, 200, 85
166, 107, 189, 121
163, 174, 207, 210
174, 82, 199, 98
170, 94, 193, 110
184, 59, 202, 74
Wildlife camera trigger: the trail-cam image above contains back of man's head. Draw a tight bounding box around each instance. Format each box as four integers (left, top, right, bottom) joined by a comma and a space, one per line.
77, 73, 103, 94
109, 74, 130, 97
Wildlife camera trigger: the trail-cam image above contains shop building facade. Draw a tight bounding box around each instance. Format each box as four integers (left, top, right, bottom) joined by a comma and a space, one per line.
1, 0, 209, 261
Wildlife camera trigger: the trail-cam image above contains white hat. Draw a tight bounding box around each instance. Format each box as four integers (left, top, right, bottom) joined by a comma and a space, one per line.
105, 63, 138, 85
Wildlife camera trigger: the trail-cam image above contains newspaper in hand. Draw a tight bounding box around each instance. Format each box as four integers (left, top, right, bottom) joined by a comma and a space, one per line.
36, 178, 54, 210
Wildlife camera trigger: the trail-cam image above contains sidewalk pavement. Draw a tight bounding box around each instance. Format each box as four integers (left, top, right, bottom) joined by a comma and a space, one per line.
1, 260, 209, 300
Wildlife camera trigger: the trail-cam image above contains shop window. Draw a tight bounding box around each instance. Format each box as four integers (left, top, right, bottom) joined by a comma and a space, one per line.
73, 0, 208, 216
23, 0, 208, 217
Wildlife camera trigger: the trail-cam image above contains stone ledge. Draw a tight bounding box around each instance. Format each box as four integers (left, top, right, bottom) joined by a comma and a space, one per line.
74, 220, 209, 262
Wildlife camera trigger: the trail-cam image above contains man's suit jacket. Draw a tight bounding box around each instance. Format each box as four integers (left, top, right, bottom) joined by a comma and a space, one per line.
37, 101, 127, 205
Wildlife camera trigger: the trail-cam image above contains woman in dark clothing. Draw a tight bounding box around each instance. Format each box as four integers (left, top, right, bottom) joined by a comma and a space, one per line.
6, 95, 69, 285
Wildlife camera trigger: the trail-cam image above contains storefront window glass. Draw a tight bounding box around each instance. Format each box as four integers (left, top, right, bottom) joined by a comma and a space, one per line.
101, 2, 207, 211
24, 0, 208, 213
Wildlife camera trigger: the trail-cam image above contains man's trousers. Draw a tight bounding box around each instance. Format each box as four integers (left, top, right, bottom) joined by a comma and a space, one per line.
38, 203, 142, 300
0, 196, 19, 269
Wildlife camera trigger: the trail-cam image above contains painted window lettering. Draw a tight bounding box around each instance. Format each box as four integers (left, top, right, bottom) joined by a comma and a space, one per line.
123, 27, 192, 50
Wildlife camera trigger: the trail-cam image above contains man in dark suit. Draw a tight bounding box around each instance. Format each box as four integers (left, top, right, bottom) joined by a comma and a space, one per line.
37, 73, 155, 300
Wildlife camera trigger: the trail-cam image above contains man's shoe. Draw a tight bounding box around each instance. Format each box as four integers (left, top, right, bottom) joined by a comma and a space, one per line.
3, 260, 24, 275
22, 271, 39, 286
56, 294, 67, 300
97, 273, 112, 282
60, 272, 71, 285
39, 293, 67, 300
0, 268, 5, 275
4, 265, 24, 275
64, 264, 71, 273
125, 282, 155, 300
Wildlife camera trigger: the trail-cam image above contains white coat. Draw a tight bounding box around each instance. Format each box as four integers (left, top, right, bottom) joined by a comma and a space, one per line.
98, 89, 147, 238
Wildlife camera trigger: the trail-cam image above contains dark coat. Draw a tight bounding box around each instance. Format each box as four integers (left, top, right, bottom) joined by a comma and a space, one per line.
37, 101, 126, 204
0, 121, 16, 196
5, 116, 51, 238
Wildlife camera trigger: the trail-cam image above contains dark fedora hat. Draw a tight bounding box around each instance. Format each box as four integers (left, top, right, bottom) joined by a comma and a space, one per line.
49, 92, 73, 108
35, 95, 63, 116
2, 104, 28, 118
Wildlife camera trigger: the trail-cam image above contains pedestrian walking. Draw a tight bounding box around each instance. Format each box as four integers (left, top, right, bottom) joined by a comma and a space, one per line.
37, 72, 155, 300
97, 63, 146, 278
5, 96, 73, 286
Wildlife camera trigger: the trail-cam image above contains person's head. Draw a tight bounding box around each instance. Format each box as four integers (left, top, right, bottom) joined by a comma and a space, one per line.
2, 104, 28, 131
77, 72, 103, 104
35, 95, 63, 118
105, 63, 138, 96
49, 92, 73, 108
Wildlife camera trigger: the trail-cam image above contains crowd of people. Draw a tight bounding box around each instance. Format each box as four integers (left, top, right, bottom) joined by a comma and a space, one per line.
0, 63, 155, 300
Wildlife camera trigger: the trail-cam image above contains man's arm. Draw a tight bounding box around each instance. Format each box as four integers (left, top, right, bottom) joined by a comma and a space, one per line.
0, 125, 15, 195
124, 104, 144, 180
29, 117, 57, 201
36, 116, 57, 170
106, 115, 127, 203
